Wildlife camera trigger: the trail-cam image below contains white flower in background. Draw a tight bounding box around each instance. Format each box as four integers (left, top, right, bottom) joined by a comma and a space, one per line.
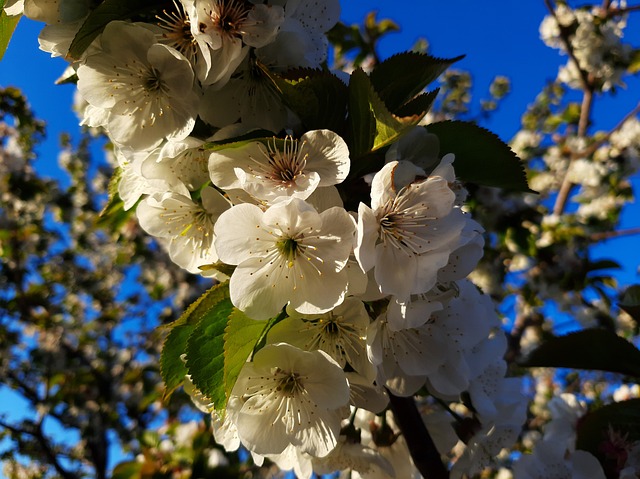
208, 129, 349, 203
543, 393, 586, 451
312, 435, 395, 479
190, 0, 284, 86
136, 186, 231, 276
141, 136, 211, 191
266, 298, 373, 379
228, 343, 350, 457
77, 21, 200, 150
355, 158, 466, 302
257, 0, 340, 70
3, 0, 24, 16
214, 197, 355, 319
512, 440, 606, 479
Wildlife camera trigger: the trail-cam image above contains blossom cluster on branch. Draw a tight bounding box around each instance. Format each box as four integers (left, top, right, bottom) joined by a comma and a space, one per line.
4, 0, 640, 478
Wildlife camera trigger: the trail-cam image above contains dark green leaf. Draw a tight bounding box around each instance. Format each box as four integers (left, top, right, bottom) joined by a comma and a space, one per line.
67, 0, 160, 59
269, 68, 348, 132
619, 284, 640, 323
0, 1, 20, 62
370, 52, 463, 112
185, 296, 234, 407
426, 120, 531, 192
222, 309, 269, 410
587, 259, 621, 272
520, 329, 640, 378
394, 89, 439, 118
576, 398, 640, 475
348, 68, 425, 165
160, 282, 230, 399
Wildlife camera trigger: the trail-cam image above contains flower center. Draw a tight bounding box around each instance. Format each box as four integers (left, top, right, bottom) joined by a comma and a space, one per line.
209, 0, 251, 39
143, 67, 165, 93
275, 370, 304, 397
156, 1, 198, 64
276, 237, 300, 264
263, 137, 308, 187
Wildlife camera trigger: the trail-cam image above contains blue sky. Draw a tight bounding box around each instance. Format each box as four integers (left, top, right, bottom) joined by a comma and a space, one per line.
1, 0, 639, 473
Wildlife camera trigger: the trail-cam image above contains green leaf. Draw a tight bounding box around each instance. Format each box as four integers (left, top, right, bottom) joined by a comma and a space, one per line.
576, 398, 640, 473
160, 282, 230, 399
96, 167, 135, 233
587, 259, 621, 272
370, 52, 463, 112
185, 296, 234, 407
111, 461, 143, 479
628, 49, 640, 74
222, 309, 269, 409
520, 329, 640, 378
394, 89, 439, 118
0, 2, 20, 62
348, 68, 426, 165
426, 120, 531, 192
269, 68, 348, 132
66, 0, 160, 59
619, 284, 640, 323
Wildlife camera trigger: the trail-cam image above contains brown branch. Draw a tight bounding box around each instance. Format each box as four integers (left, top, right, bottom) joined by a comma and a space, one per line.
543, 0, 592, 91
387, 392, 449, 479
0, 419, 80, 479
607, 4, 640, 17
553, 89, 594, 216
589, 226, 640, 242
576, 102, 640, 159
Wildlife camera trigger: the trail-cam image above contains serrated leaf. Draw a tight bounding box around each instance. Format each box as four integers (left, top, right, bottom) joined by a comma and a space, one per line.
520, 329, 640, 378
66, 0, 159, 59
394, 89, 438, 118
426, 120, 532, 192
370, 52, 463, 112
0, 1, 20, 62
160, 325, 194, 400
222, 309, 269, 410
348, 68, 425, 166
619, 284, 640, 323
268, 68, 348, 132
185, 297, 234, 407
576, 398, 640, 472
160, 282, 230, 399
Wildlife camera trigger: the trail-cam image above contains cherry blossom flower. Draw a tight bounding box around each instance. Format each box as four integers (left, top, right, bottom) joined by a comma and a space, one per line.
208, 129, 350, 203
228, 343, 350, 457
214, 197, 355, 319
76, 21, 200, 150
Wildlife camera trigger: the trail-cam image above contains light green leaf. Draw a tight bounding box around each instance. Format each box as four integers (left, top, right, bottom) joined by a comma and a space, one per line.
348, 68, 426, 163
268, 68, 349, 132
426, 120, 531, 192
96, 167, 135, 233
160, 282, 230, 400
370, 52, 463, 112
0, 1, 20, 62
520, 329, 640, 379
66, 0, 159, 59
222, 309, 269, 410
185, 296, 234, 407
619, 284, 640, 323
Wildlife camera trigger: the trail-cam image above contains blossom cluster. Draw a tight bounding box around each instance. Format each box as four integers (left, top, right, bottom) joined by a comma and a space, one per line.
17, 0, 632, 477
539, 1, 633, 91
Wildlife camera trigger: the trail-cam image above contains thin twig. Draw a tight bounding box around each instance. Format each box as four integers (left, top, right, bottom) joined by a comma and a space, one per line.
590, 226, 640, 242
575, 102, 640, 159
